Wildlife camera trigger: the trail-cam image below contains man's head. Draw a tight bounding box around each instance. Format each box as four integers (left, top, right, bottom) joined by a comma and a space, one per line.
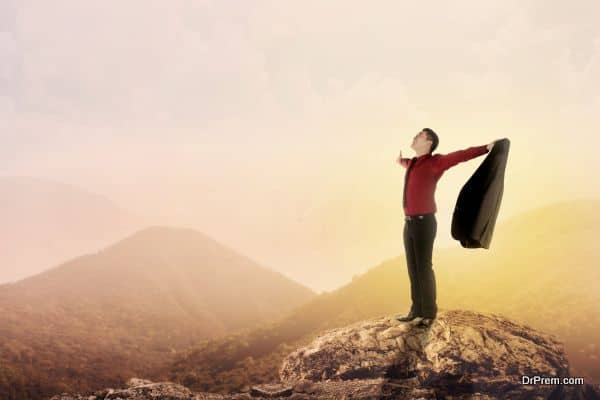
410, 128, 439, 154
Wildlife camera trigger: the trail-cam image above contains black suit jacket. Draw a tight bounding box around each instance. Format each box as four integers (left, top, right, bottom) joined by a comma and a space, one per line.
451, 138, 510, 249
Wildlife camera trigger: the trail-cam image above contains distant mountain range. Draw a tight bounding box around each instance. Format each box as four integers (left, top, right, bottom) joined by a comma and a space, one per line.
0, 225, 315, 400
0, 176, 146, 283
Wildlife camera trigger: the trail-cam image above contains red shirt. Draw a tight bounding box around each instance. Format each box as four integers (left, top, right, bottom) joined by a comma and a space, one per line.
400, 145, 489, 216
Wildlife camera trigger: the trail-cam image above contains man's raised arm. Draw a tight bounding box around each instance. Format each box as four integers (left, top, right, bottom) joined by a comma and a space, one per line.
398, 157, 411, 168
396, 150, 412, 168
433, 144, 489, 173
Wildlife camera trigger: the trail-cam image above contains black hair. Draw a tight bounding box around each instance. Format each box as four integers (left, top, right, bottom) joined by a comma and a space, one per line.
422, 128, 439, 154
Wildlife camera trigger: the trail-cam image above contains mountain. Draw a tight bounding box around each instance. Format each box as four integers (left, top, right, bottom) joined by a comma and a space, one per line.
49, 310, 600, 399
0, 176, 146, 283
0, 226, 315, 400
162, 199, 600, 392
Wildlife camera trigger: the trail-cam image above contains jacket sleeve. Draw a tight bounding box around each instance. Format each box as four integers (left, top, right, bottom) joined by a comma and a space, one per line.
399, 157, 411, 168
433, 145, 489, 173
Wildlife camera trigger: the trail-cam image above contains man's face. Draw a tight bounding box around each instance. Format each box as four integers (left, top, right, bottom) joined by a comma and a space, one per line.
411, 130, 432, 152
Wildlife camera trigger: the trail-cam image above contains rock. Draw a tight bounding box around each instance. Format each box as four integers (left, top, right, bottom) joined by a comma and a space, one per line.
279, 309, 600, 398
239, 384, 251, 393
107, 381, 194, 399
250, 382, 293, 397
49, 381, 203, 400
126, 378, 154, 387
49, 310, 600, 399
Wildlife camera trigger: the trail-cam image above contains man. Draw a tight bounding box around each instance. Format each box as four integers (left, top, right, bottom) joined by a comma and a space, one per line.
395, 128, 495, 328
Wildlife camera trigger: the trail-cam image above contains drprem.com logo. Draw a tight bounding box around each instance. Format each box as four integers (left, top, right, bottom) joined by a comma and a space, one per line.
521, 376, 585, 385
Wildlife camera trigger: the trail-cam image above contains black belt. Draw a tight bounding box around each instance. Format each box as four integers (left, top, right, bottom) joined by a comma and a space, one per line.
405, 213, 434, 221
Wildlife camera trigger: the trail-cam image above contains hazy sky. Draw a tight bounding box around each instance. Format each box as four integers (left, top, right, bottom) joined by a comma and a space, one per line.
2, 0, 599, 291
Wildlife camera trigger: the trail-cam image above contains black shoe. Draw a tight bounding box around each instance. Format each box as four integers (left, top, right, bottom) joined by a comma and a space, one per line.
395, 311, 421, 322
416, 317, 434, 328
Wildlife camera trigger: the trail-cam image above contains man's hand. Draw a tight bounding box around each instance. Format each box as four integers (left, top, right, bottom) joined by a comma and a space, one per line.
396, 150, 403, 165
487, 141, 495, 151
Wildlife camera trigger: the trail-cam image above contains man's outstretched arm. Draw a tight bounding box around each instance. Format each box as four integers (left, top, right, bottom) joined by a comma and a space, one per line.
396, 150, 411, 168
434, 143, 491, 173
398, 158, 411, 168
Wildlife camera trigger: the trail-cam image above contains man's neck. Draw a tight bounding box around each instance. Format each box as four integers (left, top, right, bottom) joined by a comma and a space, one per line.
415, 150, 430, 157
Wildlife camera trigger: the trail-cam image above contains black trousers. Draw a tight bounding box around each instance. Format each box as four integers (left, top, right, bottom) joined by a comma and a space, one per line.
403, 213, 438, 318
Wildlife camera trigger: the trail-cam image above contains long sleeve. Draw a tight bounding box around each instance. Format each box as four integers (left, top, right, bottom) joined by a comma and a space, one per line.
399, 157, 411, 168
433, 145, 489, 173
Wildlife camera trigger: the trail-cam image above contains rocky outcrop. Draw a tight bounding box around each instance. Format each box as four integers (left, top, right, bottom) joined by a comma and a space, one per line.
49, 310, 600, 399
